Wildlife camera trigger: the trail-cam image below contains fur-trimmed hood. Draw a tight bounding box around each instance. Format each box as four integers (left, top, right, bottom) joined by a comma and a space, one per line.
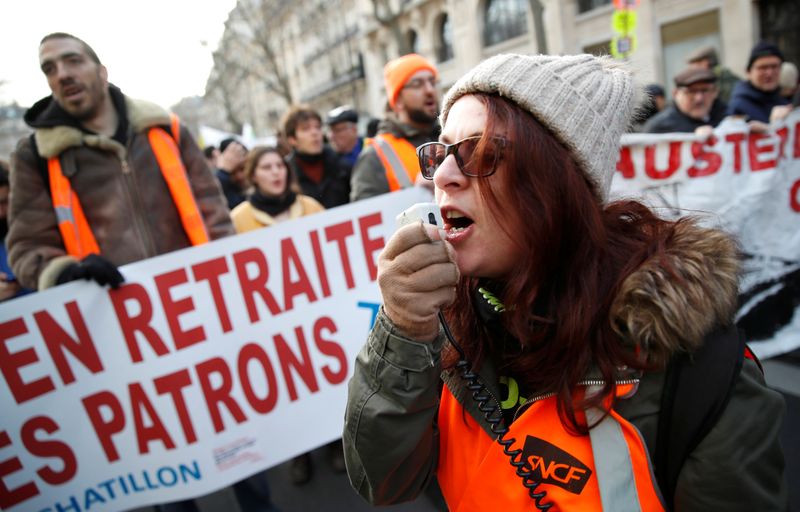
24, 84, 171, 159
610, 220, 740, 365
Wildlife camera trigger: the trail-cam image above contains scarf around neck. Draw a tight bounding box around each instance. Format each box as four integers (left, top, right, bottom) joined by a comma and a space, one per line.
249, 189, 297, 217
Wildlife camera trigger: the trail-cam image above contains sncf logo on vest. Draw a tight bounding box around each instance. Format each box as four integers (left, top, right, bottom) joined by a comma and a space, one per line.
522, 436, 592, 494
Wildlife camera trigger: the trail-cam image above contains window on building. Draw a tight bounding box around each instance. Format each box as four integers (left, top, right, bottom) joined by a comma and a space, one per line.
577, 0, 611, 13
660, 10, 721, 96
407, 29, 419, 54
482, 0, 528, 47
435, 13, 454, 62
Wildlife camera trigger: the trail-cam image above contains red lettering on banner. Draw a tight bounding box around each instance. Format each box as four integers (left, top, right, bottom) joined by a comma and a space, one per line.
82, 390, 126, 462
192, 257, 233, 333
154, 370, 197, 444
233, 248, 282, 323
314, 316, 348, 385
359, 213, 384, 281
748, 132, 779, 171
791, 179, 800, 212
325, 221, 356, 289
238, 343, 279, 414
794, 120, 800, 158
196, 358, 247, 433
0, 430, 39, 508
0, 318, 55, 404
20, 416, 76, 485
776, 127, 789, 161
110, 284, 170, 363
60, 316, 348, 465
687, 136, 722, 178
129, 383, 176, 455
616, 146, 635, 179
644, 142, 682, 179
309, 230, 332, 298
34, 301, 103, 386
725, 133, 746, 172
274, 327, 319, 401
155, 269, 206, 351
281, 237, 318, 311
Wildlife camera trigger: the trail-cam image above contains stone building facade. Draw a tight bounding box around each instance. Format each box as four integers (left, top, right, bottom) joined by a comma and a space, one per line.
203, 0, 784, 137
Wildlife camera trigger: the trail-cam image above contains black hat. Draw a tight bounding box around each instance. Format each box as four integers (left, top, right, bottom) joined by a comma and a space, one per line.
644, 83, 665, 98
674, 67, 717, 87
219, 137, 237, 152
326, 106, 358, 126
747, 41, 784, 71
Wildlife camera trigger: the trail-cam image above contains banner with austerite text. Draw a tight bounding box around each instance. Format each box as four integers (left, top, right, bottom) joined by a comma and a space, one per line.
613, 110, 800, 358
0, 188, 430, 512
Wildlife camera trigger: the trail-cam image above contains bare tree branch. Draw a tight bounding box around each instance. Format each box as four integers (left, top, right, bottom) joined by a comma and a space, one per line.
206, 45, 246, 132
231, 0, 294, 104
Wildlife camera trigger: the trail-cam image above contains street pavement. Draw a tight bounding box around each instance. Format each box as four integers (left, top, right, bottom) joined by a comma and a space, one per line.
262, 447, 443, 512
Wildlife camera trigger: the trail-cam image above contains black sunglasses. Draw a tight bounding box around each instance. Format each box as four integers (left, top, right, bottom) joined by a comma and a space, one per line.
416, 136, 507, 180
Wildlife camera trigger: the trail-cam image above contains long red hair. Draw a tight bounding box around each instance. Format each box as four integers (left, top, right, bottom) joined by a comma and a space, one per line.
442, 94, 677, 432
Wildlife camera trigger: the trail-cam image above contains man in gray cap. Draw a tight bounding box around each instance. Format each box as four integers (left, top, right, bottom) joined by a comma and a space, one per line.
326, 105, 364, 168
686, 45, 740, 104
643, 67, 725, 134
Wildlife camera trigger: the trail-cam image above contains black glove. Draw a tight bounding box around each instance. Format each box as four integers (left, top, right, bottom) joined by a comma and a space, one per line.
56, 254, 125, 289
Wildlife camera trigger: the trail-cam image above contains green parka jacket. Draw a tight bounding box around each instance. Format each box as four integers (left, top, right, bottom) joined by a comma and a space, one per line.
343, 221, 787, 511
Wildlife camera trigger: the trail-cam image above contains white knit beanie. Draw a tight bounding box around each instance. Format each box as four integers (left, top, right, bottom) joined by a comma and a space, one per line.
441, 53, 640, 202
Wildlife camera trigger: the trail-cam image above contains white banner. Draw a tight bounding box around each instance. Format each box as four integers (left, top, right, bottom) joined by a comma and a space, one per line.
3, 110, 799, 511
613, 109, 800, 358
0, 188, 429, 512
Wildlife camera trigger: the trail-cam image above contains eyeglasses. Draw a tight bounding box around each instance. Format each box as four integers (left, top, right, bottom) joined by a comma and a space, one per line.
678, 86, 716, 97
403, 77, 438, 90
416, 136, 508, 180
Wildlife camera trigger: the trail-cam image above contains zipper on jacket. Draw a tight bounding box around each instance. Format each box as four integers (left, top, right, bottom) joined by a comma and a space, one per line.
512, 378, 640, 423
120, 155, 158, 257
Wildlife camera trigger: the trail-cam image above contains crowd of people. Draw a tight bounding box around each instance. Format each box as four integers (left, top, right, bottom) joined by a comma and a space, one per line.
1, 30, 795, 512
635, 41, 798, 135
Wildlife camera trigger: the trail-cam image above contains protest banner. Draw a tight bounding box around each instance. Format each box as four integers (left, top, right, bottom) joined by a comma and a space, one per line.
3, 109, 799, 512
613, 110, 800, 358
0, 188, 430, 512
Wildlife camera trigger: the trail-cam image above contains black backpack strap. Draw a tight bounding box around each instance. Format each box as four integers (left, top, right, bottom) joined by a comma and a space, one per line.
655, 324, 745, 511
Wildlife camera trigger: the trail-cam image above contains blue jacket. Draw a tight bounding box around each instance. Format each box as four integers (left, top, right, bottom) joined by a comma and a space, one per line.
727, 80, 789, 123
215, 168, 246, 210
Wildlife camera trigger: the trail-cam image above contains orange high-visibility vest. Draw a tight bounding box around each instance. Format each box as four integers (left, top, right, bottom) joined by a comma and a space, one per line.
437, 384, 666, 512
48, 114, 209, 259
369, 133, 421, 191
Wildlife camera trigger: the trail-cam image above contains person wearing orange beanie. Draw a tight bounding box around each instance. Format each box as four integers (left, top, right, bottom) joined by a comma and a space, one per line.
350, 54, 440, 201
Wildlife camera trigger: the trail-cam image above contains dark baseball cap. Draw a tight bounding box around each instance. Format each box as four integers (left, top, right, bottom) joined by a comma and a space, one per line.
674, 67, 717, 87
326, 106, 358, 126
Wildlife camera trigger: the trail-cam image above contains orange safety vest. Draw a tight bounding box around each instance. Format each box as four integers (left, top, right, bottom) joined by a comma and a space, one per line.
368, 133, 421, 191
437, 384, 666, 512
48, 114, 209, 258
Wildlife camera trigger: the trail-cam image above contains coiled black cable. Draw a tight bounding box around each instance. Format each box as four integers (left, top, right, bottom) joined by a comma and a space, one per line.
439, 312, 552, 510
